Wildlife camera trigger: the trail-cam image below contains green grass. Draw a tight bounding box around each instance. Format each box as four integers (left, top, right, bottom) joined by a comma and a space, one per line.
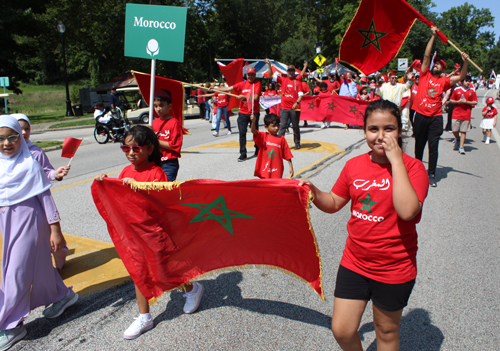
49, 119, 95, 129
34, 141, 63, 148
2, 80, 92, 123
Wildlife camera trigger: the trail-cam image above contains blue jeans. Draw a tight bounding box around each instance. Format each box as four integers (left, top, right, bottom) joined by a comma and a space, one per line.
205, 101, 211, 120
215, 106, 231, 133
161, 159, 179, 181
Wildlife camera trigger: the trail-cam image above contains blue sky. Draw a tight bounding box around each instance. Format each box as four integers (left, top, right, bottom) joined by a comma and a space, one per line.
432, 1, 500, 43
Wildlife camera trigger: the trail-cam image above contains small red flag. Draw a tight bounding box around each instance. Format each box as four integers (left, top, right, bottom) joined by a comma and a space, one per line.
61, 137, 82, 158
91, 178, 324, 301
300, 95, 369, 126
217, 58, 245, 111
339, 0, 449, 75
132, 71, 189, 134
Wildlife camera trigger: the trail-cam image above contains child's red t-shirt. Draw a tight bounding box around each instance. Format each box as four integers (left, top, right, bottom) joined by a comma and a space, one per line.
332, 152, 429, 284
119, 162, 167, 182
253, 131, 293, 179
482, 106, 498, 118
152, 117, 183, 161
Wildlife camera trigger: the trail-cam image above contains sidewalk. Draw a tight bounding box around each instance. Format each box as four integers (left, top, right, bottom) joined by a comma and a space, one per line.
30, 116, 95, 132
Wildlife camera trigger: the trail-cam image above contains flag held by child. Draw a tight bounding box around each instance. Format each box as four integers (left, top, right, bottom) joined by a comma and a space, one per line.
339, 0, 449, 75
91, 178, 324, 302
61, 137, 82, 158
300, 95, 369, 126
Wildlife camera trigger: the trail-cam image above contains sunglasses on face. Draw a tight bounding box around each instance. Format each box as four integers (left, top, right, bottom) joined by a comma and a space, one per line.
120, 145, 147, 153
0, 134, 20, 143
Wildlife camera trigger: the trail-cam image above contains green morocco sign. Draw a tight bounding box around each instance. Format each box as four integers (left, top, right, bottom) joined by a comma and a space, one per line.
124, 4, 187, 62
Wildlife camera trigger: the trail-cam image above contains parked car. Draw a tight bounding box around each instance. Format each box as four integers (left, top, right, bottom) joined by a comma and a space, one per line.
117, 87, 200, 124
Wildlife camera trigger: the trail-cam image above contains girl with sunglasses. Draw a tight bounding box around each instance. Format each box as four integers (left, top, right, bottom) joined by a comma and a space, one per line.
95, 125, 204, 339
0, 115, 78, 350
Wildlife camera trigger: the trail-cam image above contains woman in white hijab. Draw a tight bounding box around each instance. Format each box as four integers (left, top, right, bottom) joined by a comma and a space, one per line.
0, 115, 78, 350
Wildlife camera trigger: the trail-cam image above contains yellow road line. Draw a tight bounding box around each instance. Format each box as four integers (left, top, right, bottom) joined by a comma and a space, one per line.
51, 171, 120, 192
0, 234, 130, 296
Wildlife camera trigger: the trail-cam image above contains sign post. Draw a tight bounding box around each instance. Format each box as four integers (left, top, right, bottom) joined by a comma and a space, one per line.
124, 4, 187, 125
398, 58, 408, 71
0, 77, 10, 113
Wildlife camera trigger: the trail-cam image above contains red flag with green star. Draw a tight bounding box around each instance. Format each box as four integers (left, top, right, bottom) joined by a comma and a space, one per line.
299, 95, 369, 126
61, 137, 83, 158
339, 0, 449, 75
91, 178, 324, 301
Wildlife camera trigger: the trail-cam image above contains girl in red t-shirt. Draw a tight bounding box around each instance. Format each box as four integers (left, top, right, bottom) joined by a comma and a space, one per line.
480, 97, 498, 144
301, 99, 429, 351
94, 125, 204, 339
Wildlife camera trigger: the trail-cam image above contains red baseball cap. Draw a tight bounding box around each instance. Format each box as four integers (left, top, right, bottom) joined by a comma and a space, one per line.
434, 57, 447, 70
246, 67, 256, 74
487, 97, 494, 104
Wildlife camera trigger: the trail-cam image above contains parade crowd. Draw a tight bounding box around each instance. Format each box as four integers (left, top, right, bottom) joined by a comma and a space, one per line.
0, 25, 498, 351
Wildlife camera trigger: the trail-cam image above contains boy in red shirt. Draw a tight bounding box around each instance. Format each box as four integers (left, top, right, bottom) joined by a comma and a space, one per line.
250, 113, 293, 179
151, 89, 183, 181
448, 76, 477, 154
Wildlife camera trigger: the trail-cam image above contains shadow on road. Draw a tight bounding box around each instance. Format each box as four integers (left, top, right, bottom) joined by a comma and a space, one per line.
154, 271, 332, 330
359, 308, 444, 351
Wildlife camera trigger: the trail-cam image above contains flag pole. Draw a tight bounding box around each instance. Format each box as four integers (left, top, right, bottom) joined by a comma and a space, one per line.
214, 58, 273, 62
149, 59, 156, 126
445, 39, 482, 72
182, 82, 240, 98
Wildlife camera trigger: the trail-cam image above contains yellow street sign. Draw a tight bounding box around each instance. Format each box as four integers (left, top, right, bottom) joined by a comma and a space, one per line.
317, 68, 324, 73
314, 54, 326, 67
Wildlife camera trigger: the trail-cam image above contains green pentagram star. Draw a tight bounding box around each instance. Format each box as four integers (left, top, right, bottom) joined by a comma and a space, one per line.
180, 195, 253, 235
266, 148, 277, 160
327, 102, 336, 111
428, 88, 438, 97
308, 102, 315, 110
356, 19, 388, 52
359, 193, 377, 214
349, 105, 359, 114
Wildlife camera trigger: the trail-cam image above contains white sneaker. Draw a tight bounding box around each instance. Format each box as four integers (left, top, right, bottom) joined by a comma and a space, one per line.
452, 138, 457, 143
212, 131, 218, 137
321, 124, 326, 129
227, 131, 232, 135
183, 282, 204, 314
123, 317, 153, 340
485, 138, 490, 144
458, 147, 466, 155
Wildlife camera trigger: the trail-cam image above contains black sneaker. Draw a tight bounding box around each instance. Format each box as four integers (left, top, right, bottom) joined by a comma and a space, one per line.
238, 155, 247, 162
294, 144, 301, 150
429, 174, 437, 187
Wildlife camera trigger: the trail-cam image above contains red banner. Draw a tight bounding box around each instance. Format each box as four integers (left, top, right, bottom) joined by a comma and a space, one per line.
91, 178, 324, 302
61, 137, 82, 158
299, 95, 369, 126
133, 71, 189, 134
339, 0, 449, 75
217, 58, 245, 111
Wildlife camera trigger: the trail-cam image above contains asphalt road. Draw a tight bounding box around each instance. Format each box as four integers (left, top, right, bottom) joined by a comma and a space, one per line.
11, 89, 500, 350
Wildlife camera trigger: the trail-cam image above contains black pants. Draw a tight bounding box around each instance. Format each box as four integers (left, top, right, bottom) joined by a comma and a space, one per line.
237, 112, 260, 157
444, 106, 454, 131
413, 113, 443, 175
409, 109, 416, 131
198, 102, 206, 119
278, 109, 300, 147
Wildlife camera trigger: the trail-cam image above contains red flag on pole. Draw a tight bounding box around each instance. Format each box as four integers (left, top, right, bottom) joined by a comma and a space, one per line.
300, 95, 369, 126
217, 58, 245, 111
61, 137, 82, 158
339, 0, 449, 75
91, 178, 324, 302
132, 71, 189, 134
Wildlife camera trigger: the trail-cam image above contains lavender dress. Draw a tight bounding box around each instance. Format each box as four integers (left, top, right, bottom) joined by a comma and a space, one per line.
0, 189, 68, 330
28, 143, 58, 182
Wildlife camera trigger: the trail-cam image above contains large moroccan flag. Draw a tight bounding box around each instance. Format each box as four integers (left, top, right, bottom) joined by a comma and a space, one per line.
132, 71, 189, 134
300, 95, 369, 126
339, 0, 449, 75
217, 58, 245, 110
91, 178, 324, 302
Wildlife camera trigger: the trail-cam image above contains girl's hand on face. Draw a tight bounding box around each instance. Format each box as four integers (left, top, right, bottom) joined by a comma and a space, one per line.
382, 134, 403, 164
121, 178, 136, 185
95, 174, 107, 181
